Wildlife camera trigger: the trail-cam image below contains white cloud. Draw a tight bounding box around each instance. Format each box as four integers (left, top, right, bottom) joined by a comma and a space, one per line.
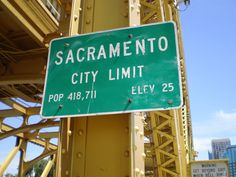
192, 110, 236, 160
193, 110, 236, 136
194, 137, 211, 152
215, 110, 236, 121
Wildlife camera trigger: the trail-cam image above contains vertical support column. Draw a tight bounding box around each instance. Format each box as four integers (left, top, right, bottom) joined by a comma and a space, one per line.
82, 0, 94, 33
0, 138, 22, 176
130, 113, 145, 177
70, 118, 87, 177
57, 118, 71, 177
171, 110, 186, 177
57, 0, 145, 177
129, 0, 145, 176
18, 139, 27, 177
129, 0, 141, 27
56, 1, 82, 177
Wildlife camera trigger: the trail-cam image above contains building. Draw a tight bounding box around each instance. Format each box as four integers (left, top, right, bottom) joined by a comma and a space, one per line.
223, 145, 236, 177
208, 151, 213, 160
211, 138, 231, 159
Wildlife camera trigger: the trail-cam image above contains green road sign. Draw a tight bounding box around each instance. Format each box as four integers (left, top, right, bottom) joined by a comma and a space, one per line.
41, 22, 182, 118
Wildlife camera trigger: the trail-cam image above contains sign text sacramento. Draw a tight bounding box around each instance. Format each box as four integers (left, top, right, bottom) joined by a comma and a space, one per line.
41, 22, 182, 118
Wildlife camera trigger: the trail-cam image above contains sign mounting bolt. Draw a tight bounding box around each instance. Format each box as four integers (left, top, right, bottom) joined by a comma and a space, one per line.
128, 34, 133, 38
168, 99, 173, 104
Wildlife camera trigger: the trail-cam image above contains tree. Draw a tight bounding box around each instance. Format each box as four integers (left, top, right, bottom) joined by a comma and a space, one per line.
24, 158, 54, 177
4, 173, 17, 177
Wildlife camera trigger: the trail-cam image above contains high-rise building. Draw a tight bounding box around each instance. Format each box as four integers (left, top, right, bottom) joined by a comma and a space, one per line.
208, 151, 213, 160
223, 145, 236, 177
211, 138, 231, 159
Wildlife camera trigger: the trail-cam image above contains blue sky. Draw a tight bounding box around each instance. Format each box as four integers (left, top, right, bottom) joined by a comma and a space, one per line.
1, 0, 236, 174
180, 0, 236, 159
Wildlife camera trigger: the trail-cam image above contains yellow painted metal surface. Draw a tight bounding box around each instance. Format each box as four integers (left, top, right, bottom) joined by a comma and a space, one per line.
58, 0, 144, 176
82, 0, 128, 33
71, 116, 130, 177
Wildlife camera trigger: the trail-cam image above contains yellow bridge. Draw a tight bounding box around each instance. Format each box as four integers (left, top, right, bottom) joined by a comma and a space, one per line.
0, 0, 195, 176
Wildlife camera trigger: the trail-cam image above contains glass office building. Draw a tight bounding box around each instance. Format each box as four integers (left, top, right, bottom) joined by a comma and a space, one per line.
211, 138, 231, 159
224, 145, 236, 177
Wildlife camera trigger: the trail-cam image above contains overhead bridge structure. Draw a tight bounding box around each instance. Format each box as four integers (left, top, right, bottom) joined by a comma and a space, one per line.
0, 0, 195, 176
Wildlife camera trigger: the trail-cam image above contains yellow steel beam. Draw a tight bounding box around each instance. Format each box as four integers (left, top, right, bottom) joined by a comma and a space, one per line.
56, 1, 80, 176
18, 137, 57, 177
28, 0, 59, 28
57, 0, 146, 176
38, 132, 59, 139
128, 1, 146, 176
0, 98, 41, 115
141, 0, 192, 177
69, 0, 82, 35
0, 107, 40, 117
0, 138, 22, 176
0, 109, 23, 117
0, 98, 27, 114
0, 0, 44, 45
25, 107, 41, 116
2, 86, 36, 103
1, 124, 57, 150
40, 155, 56, 177
0, 0, 58, 46
130, 113, 145, 176
0, 120, 59, 140
0, 74, 44, 85
23, 149, 57, 175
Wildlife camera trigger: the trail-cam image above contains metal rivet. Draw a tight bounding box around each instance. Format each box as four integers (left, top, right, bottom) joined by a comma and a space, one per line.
86, 19, 91, 24
74, 15, 78, 20
77, 152, 82, 158
123, 12, 128, 17
65, 171, 69, 175
139, 131, 144, 136
78, 130, 83, 135
124, 150, 129, 157
68, 130, 72, 136
125, 127, 129, 133
58, 105, 63, 109
87, 5, 92, 9
142, 153, 146, 159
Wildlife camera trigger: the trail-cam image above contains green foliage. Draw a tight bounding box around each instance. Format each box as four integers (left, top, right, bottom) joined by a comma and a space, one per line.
4, 159, 54, 177
25, 158, 54, 177
4, 173, 17, 177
